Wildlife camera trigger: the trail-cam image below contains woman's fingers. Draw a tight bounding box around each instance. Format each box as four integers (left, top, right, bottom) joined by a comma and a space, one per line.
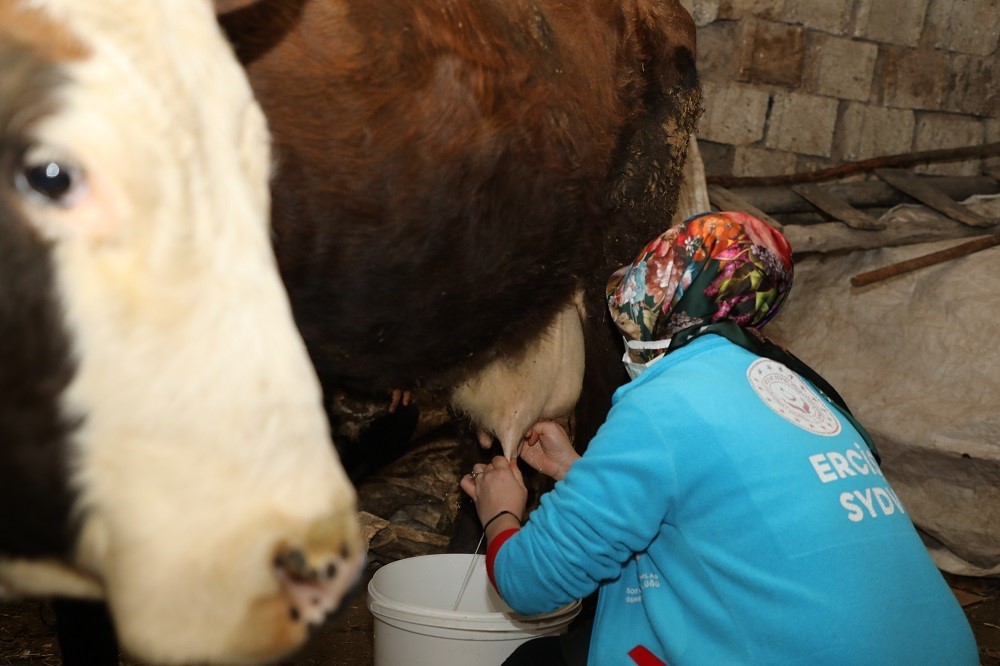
519, 443, 539, 470
463, 457, 524, 497
508, 457, 525, 484
461, 464, 487, 496
459, 474, 477, 498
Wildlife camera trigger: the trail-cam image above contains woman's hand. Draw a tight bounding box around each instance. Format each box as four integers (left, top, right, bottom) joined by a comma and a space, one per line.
460, 456, 527, 541
518, 420, 580, 481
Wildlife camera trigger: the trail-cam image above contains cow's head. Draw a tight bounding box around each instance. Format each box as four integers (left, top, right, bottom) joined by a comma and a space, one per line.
0, 1, 363, 663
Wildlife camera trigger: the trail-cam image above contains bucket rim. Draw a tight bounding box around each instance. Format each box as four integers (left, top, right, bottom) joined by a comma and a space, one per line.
366, 555, 581, 632
368, 583, 580, 628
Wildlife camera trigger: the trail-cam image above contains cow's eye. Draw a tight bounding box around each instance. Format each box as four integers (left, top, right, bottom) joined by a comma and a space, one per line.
14, 152, 86, 207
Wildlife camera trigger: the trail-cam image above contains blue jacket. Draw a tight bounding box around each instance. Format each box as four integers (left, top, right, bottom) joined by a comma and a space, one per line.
492, 335, 978, 665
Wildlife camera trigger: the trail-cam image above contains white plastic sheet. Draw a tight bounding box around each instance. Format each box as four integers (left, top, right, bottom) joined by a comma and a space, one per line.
770, 197, 1000, 576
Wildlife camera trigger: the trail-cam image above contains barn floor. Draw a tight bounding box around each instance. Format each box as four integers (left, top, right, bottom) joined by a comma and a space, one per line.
2, 418, 999, 665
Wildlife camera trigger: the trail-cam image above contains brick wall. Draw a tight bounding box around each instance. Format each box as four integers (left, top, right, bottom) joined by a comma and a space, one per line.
682, 0, 1000, 178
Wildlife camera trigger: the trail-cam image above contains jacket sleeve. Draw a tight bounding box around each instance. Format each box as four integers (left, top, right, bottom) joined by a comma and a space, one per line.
493, 396, 678, 615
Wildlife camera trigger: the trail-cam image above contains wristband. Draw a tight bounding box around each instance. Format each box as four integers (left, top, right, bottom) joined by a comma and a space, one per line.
483, 510, 521, 532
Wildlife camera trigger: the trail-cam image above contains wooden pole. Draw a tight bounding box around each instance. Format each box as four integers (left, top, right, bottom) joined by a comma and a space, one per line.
708, 142, 1000, 188
727, 176, 999, 215
850, 234, 1000, 287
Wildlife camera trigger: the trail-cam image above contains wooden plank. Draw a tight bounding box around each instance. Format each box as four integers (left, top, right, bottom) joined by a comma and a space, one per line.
851, 234, 1000, 287
784, 216, 1000, 254
707, 185, 784, 231
951, 588, 987, 608
729, 176, 1000, 215
708, 141, 1000, 188
790, 183, 885, 230
875, 168, 994, 228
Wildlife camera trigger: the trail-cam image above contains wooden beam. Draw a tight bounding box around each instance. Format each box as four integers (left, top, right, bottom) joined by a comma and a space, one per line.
707, 141, 1000, 188
783, 216, 1000, 255
728, 176, 1000, 215
707, 185, 784, 230
789, 183, 885, 230
875, 169, 995, 228
851, 234, 1000, 287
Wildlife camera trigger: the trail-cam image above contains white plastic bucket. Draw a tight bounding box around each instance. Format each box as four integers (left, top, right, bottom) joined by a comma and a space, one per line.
367, 553, 581, 666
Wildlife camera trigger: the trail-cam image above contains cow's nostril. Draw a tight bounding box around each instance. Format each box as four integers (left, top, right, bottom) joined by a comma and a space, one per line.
273, 513, 366, 626
273, 534, 365, 628
274, 549, 316, 583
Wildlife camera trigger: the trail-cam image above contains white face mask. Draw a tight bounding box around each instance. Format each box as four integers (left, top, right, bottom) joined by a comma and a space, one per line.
622, 338, 672, 380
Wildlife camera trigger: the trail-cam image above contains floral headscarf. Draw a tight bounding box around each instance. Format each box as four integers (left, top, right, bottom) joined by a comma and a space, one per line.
607, 211, 794, 363
606, 211, 880, 462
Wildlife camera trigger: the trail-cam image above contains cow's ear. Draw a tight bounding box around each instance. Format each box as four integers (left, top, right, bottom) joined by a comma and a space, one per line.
213, 0, 259, 15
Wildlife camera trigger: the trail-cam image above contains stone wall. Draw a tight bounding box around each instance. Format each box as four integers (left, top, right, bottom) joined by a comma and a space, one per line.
682, 0, 999, 178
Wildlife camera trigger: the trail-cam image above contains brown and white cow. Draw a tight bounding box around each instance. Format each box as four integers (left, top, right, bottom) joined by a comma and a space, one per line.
0, 1, 363, 663
219, 0, 701, 458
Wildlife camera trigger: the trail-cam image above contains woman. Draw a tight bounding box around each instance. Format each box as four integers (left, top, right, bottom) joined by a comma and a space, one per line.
461, 211, 978, 665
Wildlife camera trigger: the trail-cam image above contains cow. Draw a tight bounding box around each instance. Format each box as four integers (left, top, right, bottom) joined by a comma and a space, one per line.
0, 1, 364, 663
218, 0, 702, 461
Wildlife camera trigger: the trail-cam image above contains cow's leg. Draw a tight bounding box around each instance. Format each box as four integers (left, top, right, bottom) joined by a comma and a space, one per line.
52, 598, 119, 665
324, 387, 422, 483
574, 309, 630, 452
343, 403, 421, 484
